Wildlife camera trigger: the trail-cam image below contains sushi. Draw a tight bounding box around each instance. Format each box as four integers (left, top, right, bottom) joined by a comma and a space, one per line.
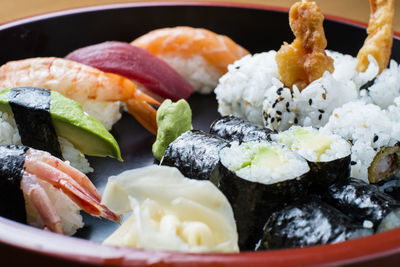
0, 57, 160, 134
271, 126, 351, 190
210, 115, 273, 143
0, 87, 122, 173
256, 199, 372, 250
0, 145, 118, 235
65, 41, 194, 102
131, 26, 249, 94
323, 177, 400, 232
160, 130, 228, 181
215, 140, 310, 250
321, 101, 400, 183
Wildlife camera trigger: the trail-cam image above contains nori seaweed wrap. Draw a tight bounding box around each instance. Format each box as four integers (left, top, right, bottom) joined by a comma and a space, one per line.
271, 126, 351, 191
215, 140, 311, 250
323, 177, 400, 232
0, 145, 28, 223
256, 199, 372, 250
8, 87, 62, 159
160, 130, 228, 180
210, 115, 273, 143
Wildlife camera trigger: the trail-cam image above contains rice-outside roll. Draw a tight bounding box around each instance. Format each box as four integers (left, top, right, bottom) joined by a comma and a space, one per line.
210, 115, 273, 143
272, 126, 351, 191
256, 199, 372, 250
323, 177, 400, 233
215, 140, 310, 250
160, 130, 228, 181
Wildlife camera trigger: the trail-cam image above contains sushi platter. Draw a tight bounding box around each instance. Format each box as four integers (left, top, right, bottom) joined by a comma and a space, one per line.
1, 1, 400, 266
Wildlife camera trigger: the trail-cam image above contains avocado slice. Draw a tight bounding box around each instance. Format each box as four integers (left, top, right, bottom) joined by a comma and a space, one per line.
0, 88, 122, 161
279, 127, 332, 161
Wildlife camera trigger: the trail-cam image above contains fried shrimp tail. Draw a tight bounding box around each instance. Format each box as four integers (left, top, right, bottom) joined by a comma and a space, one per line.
356, 0, 395, 73
276, 0, 334, 91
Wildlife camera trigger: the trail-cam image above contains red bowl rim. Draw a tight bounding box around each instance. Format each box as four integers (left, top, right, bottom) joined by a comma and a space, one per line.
1, 1, 400, 266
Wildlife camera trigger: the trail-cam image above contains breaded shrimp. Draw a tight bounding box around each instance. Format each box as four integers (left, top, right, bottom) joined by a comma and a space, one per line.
276, 0, 334, 91
0, 57, 159, 134
131, 26, 249, 93
356, 0, 395, 73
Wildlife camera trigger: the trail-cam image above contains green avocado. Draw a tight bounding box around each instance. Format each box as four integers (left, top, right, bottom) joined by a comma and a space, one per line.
0, 88, 122, 161
279, 127, 332, 161
152, 99, 193, 161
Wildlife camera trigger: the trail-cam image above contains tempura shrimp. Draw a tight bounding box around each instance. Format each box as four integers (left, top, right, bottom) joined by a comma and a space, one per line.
275, 0, 334, 91
0, 57, 159, 134
356, 0, 395, 73
131, 26, 250, 93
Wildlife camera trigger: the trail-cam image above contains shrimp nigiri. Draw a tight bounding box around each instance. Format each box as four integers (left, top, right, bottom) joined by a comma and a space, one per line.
0, 145, 118, 235
131, 26, 250, 94
0, 57, 159, 134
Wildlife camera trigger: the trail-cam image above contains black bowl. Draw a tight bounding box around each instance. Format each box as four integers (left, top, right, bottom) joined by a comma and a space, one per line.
0, 2, 400, 267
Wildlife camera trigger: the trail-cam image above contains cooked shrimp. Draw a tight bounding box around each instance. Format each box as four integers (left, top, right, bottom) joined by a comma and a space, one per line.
356, 0, 395, 73
131, 26, 249, 93
20, 147, 118, 234
276, 0, 334, 91
0, 57, 159, 134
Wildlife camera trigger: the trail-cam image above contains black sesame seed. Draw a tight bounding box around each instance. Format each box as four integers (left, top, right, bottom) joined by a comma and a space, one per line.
350, 161, 357, 165
318, 109, 325, 113
286, 107, 291, 112
373, 135, 379, 142
272, 102, 277, 108
374, 148, 378, 152
294, 118, 298, 124
276, 111, 282, 115
309, 99, 313, 105
271, 117, 275, 123
318, 114, 322, 120
235, 66, 240, 69
277, 117, 281, 122
360, 78, 376, 91
277, 88, 283, 95
286, 102, 290, 108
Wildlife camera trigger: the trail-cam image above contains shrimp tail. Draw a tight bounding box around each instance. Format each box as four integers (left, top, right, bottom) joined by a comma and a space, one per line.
126, 89, 160, 135
24, 148, 119, 222
21, 172, 64, 234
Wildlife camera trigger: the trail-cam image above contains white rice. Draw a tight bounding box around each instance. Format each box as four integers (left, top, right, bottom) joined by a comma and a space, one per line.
24, 179, 84, 236
81, 100, 122, 131
160, 54, 222, 94
215, 50, 400, 132
321, 101, 398, 182
219, 141, 310, 184
271, 126, 350, 162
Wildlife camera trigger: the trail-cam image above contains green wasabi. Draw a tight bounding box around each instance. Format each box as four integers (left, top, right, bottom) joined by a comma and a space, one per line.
152, 99, 193, 161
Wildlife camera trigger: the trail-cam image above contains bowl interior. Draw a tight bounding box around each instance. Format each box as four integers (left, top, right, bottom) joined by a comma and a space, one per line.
1, 2, 400, 266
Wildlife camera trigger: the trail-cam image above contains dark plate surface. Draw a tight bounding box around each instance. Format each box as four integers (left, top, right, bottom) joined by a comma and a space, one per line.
1, 2, 400, 266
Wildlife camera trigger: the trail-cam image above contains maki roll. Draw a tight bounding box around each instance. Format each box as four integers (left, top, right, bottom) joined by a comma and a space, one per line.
0, 145, 117, 235
160, 130, 228, 180
0, 87, 122, 173
272, 126, 351, 191
323, 177, 400, 232
215, 140, 310, 250
210, 115, 273, 143
321, 101, 400, 183
256, 199, 372, 250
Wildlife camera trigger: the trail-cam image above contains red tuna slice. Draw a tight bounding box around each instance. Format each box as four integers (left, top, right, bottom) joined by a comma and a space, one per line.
65, 41, 194, 101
